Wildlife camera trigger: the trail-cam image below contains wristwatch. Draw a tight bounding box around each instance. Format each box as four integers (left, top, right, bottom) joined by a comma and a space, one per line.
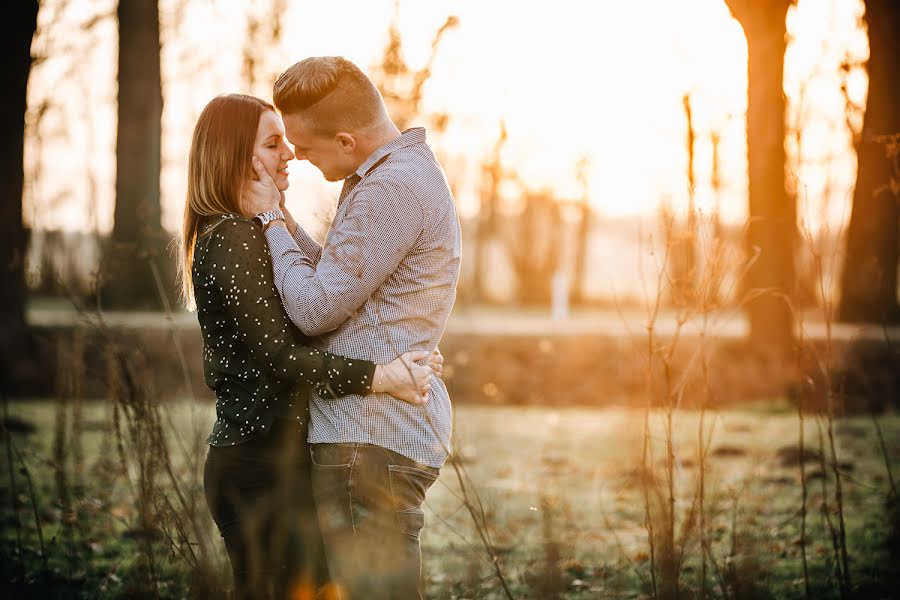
254, 208, 285, 228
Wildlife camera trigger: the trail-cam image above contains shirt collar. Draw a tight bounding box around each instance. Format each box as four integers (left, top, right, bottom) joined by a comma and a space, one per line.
353, 127, 426, 179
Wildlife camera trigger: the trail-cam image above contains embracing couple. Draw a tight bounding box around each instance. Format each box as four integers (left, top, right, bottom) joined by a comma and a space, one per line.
179, 57, 461, 599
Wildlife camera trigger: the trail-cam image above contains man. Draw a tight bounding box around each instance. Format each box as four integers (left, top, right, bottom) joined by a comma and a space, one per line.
243, 56, 461, 599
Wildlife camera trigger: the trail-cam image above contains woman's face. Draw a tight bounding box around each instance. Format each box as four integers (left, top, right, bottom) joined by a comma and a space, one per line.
253, 110, 294, 192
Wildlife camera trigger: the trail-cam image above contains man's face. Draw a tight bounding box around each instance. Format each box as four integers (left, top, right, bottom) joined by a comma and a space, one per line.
282, 112, 355, 182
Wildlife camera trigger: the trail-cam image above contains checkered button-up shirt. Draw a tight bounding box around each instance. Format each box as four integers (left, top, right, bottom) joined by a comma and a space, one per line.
265, 128, 461, 468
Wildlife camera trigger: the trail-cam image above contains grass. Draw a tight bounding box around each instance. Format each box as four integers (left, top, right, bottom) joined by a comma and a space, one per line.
425, 403, 900, 598
2, 398, 898, 598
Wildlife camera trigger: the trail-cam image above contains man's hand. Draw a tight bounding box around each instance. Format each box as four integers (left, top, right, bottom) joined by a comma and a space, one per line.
241, 156, 281, 217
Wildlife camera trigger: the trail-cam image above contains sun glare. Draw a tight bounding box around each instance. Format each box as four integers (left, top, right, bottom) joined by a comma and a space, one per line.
24, 0, 867, 234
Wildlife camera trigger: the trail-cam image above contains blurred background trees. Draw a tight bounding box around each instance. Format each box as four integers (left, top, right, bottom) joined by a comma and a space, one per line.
470, 122, 507, 304
1, 0, 40, 378
242, 0, 287, 96
839, 0, 900, 324
7, 0, 898, 353
370, 2, 458, 132
725, 0, 796, 354
100, 0, 176, 310
571, 154, 594, 305
509, 192, 564, 307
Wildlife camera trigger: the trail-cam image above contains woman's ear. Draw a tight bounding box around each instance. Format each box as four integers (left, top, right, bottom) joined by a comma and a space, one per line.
336, 132, 356, 153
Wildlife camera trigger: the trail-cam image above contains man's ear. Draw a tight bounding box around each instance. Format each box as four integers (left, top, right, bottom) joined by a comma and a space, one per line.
335, 132, 356, 153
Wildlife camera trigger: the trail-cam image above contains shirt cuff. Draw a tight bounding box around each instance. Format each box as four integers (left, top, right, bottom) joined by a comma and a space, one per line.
265, 223, 299, 257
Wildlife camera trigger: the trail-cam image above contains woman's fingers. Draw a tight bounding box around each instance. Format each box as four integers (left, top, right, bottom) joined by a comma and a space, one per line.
391, 351, 436, 406
406, 350, 429, 364
429, 352, 443, 376
414, 365, 431, 405
430, 348, 444, 365
419, 370, 432, 404
404, 388, 427, 406
416, 366, 431, 387
381, 353, 434, 407
403, 350, 442, 378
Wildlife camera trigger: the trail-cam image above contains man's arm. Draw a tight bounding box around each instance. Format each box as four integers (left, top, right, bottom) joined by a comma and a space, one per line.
283, 205, 324, 264
265, 177, 424, 336
242, 158, 323, 263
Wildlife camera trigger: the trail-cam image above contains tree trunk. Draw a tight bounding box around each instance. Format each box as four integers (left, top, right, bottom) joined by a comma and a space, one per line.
510, 193, 562, 307
571, 155, 592, 305
669, 94, 699, 307
0, 1, 39, 381
472, 192, 496, 302
472, 124, 507, 303
838, 0, 900, 324
727, 0, 795, 354
102, 0, 175, 309
571, 202, 592, 305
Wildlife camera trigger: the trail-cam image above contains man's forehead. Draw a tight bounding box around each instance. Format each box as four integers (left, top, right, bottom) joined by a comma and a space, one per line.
282, 112, 325, 138
281, 112, 309, 129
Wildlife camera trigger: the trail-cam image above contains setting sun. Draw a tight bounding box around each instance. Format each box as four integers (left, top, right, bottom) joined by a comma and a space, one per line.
25, 0, 867, 232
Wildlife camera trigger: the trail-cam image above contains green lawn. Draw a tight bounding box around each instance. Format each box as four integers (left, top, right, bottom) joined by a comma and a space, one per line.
2, 399, 899, 598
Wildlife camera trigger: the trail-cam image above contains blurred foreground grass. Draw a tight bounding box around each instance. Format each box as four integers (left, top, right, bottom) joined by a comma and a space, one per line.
2, 399, 899, 598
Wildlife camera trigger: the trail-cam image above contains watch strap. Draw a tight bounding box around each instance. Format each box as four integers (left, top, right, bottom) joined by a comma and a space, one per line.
254, 208, 285, 226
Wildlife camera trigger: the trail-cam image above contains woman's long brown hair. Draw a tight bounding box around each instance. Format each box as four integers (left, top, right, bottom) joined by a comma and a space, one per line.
179, 94, 274, 308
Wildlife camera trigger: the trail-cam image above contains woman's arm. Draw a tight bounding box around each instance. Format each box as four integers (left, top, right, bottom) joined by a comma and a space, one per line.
368, 351, 434, 406
205, 216, 430, 402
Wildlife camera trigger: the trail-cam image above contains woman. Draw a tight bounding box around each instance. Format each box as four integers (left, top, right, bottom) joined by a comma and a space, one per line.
180, 94, 436, 599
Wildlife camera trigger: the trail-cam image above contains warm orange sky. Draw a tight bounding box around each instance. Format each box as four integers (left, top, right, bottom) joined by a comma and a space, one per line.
25, 0, 868, 235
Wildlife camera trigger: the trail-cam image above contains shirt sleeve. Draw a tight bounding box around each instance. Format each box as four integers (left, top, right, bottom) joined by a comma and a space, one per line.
291, 223, 323, 264
205, 217, 375, 396
265, 178, 424, 336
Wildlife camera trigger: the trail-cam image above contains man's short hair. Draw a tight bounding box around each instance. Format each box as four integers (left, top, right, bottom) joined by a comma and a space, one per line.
273, 56, 384, 135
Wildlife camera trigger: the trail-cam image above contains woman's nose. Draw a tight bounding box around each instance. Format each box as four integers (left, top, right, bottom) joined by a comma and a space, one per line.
282, 146, 295, 161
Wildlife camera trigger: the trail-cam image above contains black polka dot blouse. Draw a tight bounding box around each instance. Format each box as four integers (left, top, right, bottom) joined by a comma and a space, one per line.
192, 214, 376, 446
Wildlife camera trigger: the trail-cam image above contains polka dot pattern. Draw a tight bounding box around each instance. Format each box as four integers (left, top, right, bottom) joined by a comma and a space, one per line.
192, 214, 376, 447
